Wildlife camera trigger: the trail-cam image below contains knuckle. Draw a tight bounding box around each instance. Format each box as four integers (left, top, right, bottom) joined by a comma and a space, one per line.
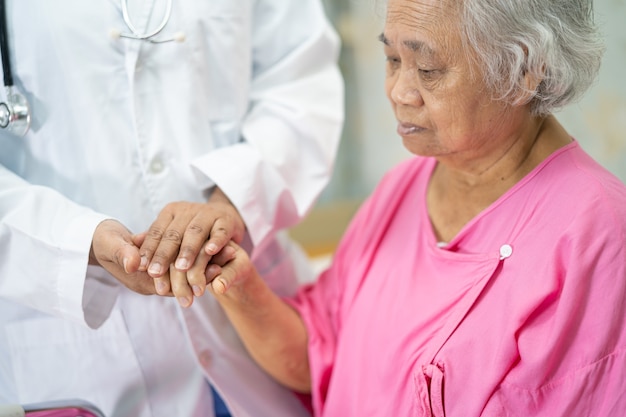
146, 227, 165, 240
163, 201, 182, 213
152, 248, 174, 263
186, 223, 206, 236
212, 225, 230, 238
162, 228, 183, 243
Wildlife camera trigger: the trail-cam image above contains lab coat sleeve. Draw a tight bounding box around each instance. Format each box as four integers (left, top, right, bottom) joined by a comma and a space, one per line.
0, 164, 119, 329
190, 0, 344, 250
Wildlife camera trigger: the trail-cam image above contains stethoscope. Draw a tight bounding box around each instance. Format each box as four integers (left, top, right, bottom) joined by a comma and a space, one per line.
0, 0, 184, 137
110, 0, 185, 43
0, 0, 29, 137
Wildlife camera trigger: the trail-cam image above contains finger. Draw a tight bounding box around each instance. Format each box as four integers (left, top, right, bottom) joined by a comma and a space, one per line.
174, 216, 213, 272
204, 218, 233, 256
92, 220, 163, 295
105, 237, 143, 278
205, 263, 222, 284
92, 220, 141, 275
154, 274, 171, 296
208, 243, 246, 295
138, 214, 173, 274
118, 243, 141, 274
130, 232, 149, 271
206, 188, 246, 244
170, 264, 194, 308
131, 232, 147, 249
147, 216, 191, 278
210, 270, 231, 295
208, 242, 237, 266
209, 258, 242, 295
187, 244, 213, 297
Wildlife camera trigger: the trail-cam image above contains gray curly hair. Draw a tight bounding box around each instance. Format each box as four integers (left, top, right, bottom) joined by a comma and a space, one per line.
459, 0, 604, 115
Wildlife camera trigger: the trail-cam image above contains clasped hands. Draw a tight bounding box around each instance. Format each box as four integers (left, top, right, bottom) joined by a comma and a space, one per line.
89, 188, 245, 307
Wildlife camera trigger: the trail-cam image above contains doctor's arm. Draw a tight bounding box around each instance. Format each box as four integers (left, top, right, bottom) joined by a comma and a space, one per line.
137, 0, 344, 303
190, 0, 344, 249
0, 164, 131, 328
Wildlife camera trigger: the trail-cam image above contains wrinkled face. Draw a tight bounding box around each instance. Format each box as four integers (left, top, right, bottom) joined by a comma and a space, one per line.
383, 0, 524, 163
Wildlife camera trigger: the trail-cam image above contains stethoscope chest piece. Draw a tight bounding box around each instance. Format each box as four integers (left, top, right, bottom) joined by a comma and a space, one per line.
0, 87, 30, 136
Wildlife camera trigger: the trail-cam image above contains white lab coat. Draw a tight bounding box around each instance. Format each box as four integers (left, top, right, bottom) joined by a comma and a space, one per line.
0, 1, 344, 416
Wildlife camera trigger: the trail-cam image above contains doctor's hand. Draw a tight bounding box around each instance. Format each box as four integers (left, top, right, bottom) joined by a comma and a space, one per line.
136, 187, 246, 303
89, 219, 168, 295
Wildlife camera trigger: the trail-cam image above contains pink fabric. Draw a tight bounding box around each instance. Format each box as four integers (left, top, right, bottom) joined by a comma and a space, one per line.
25, 408, 101, 417
289, 142, 626, 416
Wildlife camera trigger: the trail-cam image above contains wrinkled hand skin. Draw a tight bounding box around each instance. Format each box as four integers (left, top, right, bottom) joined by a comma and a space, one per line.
134, 187, 246, 306
89, 219, 170, 296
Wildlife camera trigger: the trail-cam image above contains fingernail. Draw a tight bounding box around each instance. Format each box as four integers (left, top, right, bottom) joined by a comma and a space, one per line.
123, 257, 129, 273
156, 281, 167, 294
175, 258, 189, 270
139, 256, 149, 270
214, 278, 228, 294
192, 285, 203, 297
148, 262, 162, 276
206, 243, 218, 254
177, 296, 191, 307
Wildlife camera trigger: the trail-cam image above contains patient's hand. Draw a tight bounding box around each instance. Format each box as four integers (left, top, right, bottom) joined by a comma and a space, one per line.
204, 241, 251, 296
164, 240, 243, 307
162, 237, 238, 307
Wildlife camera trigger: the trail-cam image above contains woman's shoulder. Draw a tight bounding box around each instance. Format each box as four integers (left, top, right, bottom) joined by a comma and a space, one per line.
551, 142, 626, 209
534, 141, 626, 235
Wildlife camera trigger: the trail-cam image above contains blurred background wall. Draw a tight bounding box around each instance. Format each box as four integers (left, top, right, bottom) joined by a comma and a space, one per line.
290, 0, 626, 256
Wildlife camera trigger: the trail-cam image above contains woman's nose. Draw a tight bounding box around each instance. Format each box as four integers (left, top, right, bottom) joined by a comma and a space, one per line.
389, 69, 423, 107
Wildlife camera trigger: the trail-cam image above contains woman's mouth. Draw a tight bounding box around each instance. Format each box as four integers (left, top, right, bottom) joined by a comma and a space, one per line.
397, 122, 424, 136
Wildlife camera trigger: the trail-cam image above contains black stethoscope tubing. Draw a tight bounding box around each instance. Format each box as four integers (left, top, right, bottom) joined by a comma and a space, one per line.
0, 0, 14, 88
0, 0, 179, 136
0, 0, 31, 136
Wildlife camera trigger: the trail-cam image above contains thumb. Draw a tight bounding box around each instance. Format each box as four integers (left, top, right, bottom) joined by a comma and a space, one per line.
210, 257, 249, 295
92, 219, 140, 273
131, 231, 147, 247
118, 242, 141, 274
210, 269, 232, 295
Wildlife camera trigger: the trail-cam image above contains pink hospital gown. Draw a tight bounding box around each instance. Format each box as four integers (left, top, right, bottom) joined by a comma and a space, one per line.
289, 141, 626, 416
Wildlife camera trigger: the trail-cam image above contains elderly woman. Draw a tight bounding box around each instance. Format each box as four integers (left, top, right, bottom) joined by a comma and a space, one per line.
192, 0, 626, 415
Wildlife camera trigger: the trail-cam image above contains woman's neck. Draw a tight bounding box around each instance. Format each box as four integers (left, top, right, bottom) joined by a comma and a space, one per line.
427, 115, 571, 243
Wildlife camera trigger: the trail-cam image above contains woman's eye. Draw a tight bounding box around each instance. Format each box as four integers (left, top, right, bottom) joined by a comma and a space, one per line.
418, 68, 439, 81
386, 56, 401, 67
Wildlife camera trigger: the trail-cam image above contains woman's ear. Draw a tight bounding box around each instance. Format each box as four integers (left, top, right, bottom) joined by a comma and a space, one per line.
517, 43, 545, 106
515, 69, 543, 106
522, 66, 543, 95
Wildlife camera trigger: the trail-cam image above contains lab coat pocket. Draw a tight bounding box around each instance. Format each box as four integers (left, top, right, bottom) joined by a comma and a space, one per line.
5, 310, 147, 415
